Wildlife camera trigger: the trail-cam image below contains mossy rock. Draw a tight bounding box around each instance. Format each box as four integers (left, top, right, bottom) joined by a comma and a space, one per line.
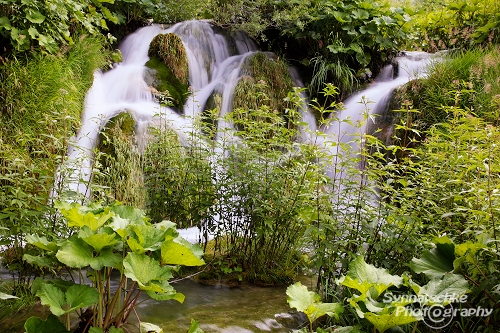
231, 52, 297, 133
146, 33, 189, 110
233, 52, 294, 113
98, 112, 136, 157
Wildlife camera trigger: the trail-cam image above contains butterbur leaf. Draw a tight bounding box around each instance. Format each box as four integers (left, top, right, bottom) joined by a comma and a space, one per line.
23, 254, 58, 268
127, 224, 169, 253
123, 252, 174, 287
24, 315, 70, 333
140, 322, 163, 333
364, 308, 418, 333
25, 234, 58, 252
161, 238, 205, 266
80, 229, 119, 252
286, 281, 320, 313
286, 282, 343, 323
37, 283, 98, 316
56, 236, 121, 269
90, 326, 123, 333
26, 11, 45, 23
418, 273, 469, 305
410, 240, 455, 279
337, 256, 403, 298
0, 16, 11, 29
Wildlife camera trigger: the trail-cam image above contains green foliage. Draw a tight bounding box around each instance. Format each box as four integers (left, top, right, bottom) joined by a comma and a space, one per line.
392, 47, 500, 128
405, 0, 500, 51
0, 36, 108, 292
23, 201, 205, 332
286, 281, 344, 332
208, 0, 410, 96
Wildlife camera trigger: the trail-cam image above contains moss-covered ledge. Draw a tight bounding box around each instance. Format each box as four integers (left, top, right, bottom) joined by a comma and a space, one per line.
145, 33, 190, 110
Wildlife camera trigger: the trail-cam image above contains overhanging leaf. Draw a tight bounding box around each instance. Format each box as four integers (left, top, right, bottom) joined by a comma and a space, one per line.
161, 238, 205, 266
410, 239, 455, 279
26, 11, 45, 24
123, 252, 174, 288
337, 256, 403, 298
36, 283, 98, 316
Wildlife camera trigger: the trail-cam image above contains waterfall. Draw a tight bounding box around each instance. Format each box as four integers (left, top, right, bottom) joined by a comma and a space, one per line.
56, 20, 436, 231
56, 20, 305, 199
320, 51, 436, 179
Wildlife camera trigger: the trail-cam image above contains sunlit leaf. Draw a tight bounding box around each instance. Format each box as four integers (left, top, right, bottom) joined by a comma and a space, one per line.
161, 237, 205, 266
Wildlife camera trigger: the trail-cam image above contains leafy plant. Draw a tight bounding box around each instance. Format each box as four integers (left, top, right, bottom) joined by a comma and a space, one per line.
23, 201, 205, 332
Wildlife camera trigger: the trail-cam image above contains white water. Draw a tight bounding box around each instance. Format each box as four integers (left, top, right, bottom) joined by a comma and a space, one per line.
57, 21, 435, 236
320, 51, 436, 178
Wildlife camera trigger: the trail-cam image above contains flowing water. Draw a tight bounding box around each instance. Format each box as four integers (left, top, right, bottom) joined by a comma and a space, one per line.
41, 20, 438, 333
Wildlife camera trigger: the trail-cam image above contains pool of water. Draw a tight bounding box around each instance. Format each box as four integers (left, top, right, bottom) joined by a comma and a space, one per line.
132, 279, 300, 332
1, 265, 313, 333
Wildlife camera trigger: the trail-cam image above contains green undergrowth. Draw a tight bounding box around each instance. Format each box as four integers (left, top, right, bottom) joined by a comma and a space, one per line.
94, 112, 146, 208
0, 35, 109, 304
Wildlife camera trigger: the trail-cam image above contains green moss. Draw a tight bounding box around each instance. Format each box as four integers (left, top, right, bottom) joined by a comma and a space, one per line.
145, 57, 189, 109
146, 33, 190, 109
233, 52, 294, 113
98, 112, 135, 157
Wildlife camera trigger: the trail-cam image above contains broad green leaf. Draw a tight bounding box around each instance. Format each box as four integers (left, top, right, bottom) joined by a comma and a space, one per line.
23, 254, 58, 267
37, 283, 98, 316
28, 26, 38, 38
364, 308, 418, 333
37, 283, 65, 316
0, 16, 11, 30
123, 252, 174, 287
161, 238, 205, 266
410, 240, 455, 279
352, 9, 369, 20
0, 291, 18, 299
286, 282, 343, 323
56, 236, 121, 269
308, 302, 344, 321
24, 314, 70, 333
79, 228, 119, 252
286, 281, 320, 313
337, 256, 402, 298
332, 11, 352, 23
111, 204, 147, 225
26, 11, 45, 24
109, 215, 132, 237
25, 234, 58, 252
127, 224, 170, 253
418, 274, 469, 305
187, 319, 205, 333
60, 204, 114, 231
140, 322, 163, 333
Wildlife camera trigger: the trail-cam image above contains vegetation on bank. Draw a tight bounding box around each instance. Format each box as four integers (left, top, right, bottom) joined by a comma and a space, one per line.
0, 0, 499, 332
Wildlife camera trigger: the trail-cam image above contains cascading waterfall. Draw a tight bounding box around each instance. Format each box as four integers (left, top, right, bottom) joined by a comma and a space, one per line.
320, 51, 436, 179
56, 20, 436, 236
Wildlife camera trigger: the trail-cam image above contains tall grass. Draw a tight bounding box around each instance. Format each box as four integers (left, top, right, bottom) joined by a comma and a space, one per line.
0, 35, 109, 299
